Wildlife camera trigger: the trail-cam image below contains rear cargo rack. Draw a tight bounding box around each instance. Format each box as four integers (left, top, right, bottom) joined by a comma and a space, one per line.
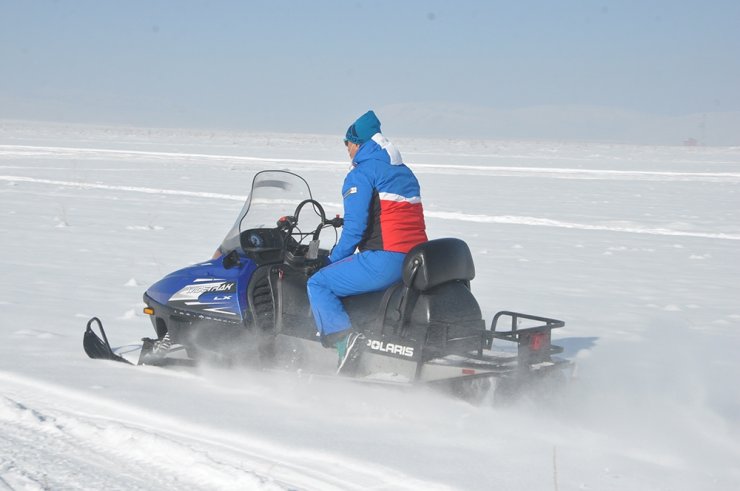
484, 311, 565, 365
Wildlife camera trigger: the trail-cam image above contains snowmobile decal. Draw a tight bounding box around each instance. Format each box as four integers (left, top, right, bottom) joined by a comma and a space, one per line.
171, 308, 240, 324
169, 281, 236, 301
366, 338, 415, 358
201, 306, 238, 316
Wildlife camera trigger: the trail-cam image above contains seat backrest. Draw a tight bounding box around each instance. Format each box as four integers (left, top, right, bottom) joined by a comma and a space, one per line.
402, 238, 475, 291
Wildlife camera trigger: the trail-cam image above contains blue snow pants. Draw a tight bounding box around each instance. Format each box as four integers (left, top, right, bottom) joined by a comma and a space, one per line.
307, 250, 406, 336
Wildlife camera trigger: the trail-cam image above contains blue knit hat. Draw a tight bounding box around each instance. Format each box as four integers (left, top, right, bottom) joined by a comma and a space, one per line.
344, 110, 381, 145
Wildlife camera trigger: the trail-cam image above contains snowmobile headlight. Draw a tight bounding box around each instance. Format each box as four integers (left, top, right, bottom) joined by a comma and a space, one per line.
143, 307, 155, 315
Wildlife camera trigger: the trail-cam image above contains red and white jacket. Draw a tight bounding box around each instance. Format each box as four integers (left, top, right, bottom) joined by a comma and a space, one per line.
330, 133, 427, 262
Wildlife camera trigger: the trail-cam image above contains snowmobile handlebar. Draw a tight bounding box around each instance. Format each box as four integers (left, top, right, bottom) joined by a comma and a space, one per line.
270, 199, 343, 267
277, 199, 343, 237
324, 215, 344, 228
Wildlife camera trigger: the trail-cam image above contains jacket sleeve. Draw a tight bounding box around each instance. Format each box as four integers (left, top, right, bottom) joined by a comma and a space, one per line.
329, 167, 373, 262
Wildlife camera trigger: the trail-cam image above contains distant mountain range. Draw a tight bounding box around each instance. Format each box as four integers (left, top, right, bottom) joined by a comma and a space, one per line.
2, 93, 738, 146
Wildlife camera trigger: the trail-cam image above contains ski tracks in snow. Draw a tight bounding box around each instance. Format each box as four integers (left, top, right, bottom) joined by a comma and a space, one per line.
2, 143, 740, 241
0, 372, 442, 491
0, 386, 287, 490
2, 174, 739, 241
2, 143, 740, 182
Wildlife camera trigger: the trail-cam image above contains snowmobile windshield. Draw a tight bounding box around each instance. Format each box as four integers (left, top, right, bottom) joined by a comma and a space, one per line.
219, 170, 312, 253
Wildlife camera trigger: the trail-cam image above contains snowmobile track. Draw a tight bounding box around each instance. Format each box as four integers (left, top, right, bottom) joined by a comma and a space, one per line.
0, 372, 443, 491
0, 393, 291, 490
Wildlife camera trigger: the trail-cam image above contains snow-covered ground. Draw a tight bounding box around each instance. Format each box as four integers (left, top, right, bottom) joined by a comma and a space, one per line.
1, 121, 739, 490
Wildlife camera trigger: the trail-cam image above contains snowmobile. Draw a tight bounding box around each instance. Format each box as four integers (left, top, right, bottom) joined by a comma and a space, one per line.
84, 170, 569, 401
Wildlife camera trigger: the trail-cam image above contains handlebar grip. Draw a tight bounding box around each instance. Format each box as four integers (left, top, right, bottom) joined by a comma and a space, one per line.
277, 216, 296, 230
328, 216, 343, 227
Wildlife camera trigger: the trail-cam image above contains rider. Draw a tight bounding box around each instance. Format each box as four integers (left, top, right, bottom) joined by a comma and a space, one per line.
307, 110, 428, 373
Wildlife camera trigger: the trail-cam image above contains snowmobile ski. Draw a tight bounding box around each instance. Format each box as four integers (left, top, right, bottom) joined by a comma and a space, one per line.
83, 317, 132, 365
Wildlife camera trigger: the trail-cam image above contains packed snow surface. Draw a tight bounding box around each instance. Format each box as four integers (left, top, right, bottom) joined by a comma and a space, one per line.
1, 122, 739, 490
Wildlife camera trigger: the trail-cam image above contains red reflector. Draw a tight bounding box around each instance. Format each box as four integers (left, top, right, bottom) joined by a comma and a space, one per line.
462, 368, 476, 375
530, 333, 546, 351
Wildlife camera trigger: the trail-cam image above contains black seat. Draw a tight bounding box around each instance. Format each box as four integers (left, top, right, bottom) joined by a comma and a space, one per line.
402, 238, 476, 291
344, 239, 476, 331
395, 238, 485, 357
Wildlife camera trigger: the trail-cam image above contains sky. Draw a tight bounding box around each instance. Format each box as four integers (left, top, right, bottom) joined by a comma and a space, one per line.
2, 0, 740, 144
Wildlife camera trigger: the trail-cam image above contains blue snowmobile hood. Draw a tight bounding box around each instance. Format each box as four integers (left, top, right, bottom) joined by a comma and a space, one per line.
146, 254, 256, 320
